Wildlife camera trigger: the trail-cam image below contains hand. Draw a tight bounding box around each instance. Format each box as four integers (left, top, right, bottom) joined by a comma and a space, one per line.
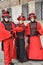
35, 31, 40, 35
11, 31, 15, 35
11, 31, 15, 38
26, 35, 30, 44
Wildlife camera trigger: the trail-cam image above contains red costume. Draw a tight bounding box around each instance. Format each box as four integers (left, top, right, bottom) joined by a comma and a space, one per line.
0, 10, 16, 65
26, 13, 43, 60
15, 15, 28, 62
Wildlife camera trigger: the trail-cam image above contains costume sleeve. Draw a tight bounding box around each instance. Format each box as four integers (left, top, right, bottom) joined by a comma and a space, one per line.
0, 22, 12, 41
37, 22, 43, 35
15, 26, 24, 32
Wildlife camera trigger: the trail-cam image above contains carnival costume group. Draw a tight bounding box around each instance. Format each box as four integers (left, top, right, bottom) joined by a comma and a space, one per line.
0, 10, 43, 65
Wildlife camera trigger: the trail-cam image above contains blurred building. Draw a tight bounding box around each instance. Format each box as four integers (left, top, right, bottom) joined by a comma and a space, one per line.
0, 0, 43, 26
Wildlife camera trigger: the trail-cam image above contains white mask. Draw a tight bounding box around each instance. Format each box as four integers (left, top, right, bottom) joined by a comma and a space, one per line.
4, 17, 9, 22
20, 20, 23, 24
31, 17, 35, 22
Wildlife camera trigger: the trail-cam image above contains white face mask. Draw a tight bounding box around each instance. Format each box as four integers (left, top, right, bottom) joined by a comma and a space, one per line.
20, 20, 23, 24
31, 17, 35, 22
4, 18, 9, 22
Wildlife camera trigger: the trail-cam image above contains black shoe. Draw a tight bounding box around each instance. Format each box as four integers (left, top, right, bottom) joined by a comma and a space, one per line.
10, 62, 14, 65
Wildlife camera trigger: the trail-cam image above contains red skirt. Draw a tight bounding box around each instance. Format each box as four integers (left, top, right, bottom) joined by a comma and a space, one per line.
27, 36, 43, 60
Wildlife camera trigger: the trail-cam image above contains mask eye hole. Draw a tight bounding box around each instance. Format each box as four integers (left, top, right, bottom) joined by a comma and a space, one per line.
4, 17, 9, 18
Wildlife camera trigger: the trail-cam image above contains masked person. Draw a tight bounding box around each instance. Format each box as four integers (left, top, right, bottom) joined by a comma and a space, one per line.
26, 13, 43, 60
15, 14, 28, 62
0, 10, 16, 65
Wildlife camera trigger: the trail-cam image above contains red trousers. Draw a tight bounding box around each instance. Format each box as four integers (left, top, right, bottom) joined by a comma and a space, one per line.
3, 38, 13, 65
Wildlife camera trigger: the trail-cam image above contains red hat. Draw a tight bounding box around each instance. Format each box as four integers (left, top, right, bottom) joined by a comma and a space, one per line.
17, 15, 26, 21
28, 13, 36, 20
2, 10, 11, 18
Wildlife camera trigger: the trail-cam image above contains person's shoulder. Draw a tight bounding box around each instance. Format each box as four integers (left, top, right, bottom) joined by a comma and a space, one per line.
36, 21, 40, 23
36, 21, 42, 27
36, 21, 41, 24
26, 23, 30, 26
0, 21, 4, 26
25, 23, 30, 28
11, 21, 15, 24
0, 21, 3, 24
11, 21, 16, 26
